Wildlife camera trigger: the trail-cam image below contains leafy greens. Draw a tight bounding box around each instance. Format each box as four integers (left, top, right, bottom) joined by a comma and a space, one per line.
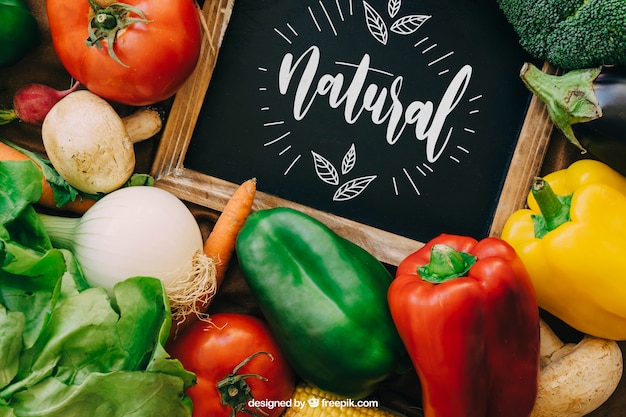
0, 160, 194, 416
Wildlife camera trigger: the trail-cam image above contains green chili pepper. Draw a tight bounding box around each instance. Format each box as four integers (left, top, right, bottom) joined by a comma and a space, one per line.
235, 207, 407, 399
0, 0, 39, 67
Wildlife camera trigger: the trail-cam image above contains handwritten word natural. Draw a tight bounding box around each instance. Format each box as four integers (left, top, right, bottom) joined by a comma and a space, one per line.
278, 45, 471, 162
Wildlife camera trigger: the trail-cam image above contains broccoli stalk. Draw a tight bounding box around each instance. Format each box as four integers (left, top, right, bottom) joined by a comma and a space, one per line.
498, 0, 626, 70
520, 62, 602, 150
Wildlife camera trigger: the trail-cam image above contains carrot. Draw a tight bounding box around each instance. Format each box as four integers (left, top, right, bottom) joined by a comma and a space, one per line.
0, 141, 96, 214
170, 178, 257, 337
203, 178, 257, 285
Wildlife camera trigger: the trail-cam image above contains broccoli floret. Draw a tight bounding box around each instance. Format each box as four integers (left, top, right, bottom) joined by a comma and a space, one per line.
497, 0, 626, 70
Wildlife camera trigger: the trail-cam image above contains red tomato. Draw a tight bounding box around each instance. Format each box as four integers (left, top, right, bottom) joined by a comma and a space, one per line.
167, 313, 296, 417
46, 0, 202, 105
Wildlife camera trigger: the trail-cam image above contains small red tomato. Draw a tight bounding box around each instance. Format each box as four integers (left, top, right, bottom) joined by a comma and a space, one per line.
167, 313, 295, 417
46, 0, 202, 105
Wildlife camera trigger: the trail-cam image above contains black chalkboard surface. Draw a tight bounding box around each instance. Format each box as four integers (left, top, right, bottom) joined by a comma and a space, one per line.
184, 0, 532, 245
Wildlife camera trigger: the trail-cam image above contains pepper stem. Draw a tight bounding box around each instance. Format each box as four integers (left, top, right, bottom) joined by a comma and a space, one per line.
520, 62, 602, 151
216, 351, 274, 417
418, 244, 476, 283
531, 178, 571, 238
85, 0, 152, 67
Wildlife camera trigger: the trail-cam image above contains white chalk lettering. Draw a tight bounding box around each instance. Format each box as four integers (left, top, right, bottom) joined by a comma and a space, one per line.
278, 45, 472, 163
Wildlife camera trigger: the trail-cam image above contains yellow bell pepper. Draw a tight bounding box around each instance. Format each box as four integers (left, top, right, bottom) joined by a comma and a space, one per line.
502, 159, 626, 340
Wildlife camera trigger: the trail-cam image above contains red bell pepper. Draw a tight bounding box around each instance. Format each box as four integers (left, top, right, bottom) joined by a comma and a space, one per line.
388, 234, 539, 417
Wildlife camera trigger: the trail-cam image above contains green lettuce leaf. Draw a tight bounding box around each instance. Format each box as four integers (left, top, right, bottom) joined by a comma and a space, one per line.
4, 278, 194, 412
0, 160, 41, 225
10, 370, 192, 417
0, 305, 24, 390
0, 141, 100, 207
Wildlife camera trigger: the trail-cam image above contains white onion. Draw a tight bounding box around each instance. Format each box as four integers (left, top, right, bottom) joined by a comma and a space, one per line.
39, 186, 216, 321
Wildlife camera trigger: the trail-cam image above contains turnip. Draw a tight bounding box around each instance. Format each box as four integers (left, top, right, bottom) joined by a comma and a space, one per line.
0, 81, 80, 126
41, 90, 163, 194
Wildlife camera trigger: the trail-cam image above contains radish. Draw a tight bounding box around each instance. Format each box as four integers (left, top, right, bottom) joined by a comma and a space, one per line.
0, 81, 80, 126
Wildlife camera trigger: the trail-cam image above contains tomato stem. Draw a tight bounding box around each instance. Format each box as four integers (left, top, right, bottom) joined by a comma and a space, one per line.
85, 0, 152, 67
216, 351, 274, 417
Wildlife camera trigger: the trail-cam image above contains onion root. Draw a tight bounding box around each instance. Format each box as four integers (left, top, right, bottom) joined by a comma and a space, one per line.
167, 250, 217, 325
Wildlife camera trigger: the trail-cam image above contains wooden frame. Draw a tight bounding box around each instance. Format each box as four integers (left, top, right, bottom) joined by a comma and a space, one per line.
150, 0, 554, 266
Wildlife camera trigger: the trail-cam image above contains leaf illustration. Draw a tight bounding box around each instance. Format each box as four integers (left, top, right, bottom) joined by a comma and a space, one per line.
363, 1, 388, 45
312, 151, 339, 185
341, 144, 357, 175
390, 14, 431, 35
387, 0, 401, 18
333, 175, 378, 201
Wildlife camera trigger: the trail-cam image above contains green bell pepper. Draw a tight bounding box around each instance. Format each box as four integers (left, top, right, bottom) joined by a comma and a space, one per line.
235, 207, 406, 399
0, 0, 39, 67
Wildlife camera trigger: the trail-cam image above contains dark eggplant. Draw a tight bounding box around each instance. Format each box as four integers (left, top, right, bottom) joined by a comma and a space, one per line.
520, 62, 626, 176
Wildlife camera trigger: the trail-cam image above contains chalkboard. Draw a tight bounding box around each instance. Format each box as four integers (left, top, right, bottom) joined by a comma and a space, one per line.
151, 0, 553, 265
